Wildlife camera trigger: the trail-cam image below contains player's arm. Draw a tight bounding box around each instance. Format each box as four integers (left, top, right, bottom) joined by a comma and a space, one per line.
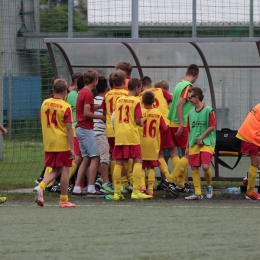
196, 110, 216, 146
185, 116, 190, 156
84, 104, 106, 121
64, 107, 75, 159
0, 124, 7, 136
134, 102, 143, 127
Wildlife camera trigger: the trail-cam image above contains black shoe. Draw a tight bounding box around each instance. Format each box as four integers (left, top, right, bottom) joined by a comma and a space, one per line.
185, 182, 192, 189
176, 186, 190, 193
35, 177, 43, 185
162, 180, 179, 196
157, 181, 165, 190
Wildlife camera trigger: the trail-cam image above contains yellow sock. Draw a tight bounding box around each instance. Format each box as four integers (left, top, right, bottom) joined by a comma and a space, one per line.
247, 165, 258, 194
127, 158, 133, 183
121, 175, 128, 187
113, 165, 122, 195
43, 167, 54, 188
60, 195, 68, 202
191, 169, 201, 195
140, 169, 146, 188
39, 181, 47, 191
132, 163, 142, 194
69, 162, 77, 179
158, 158, 171, 181
110, 160, 116, 185
171, 157, 180, 181
175, 157, 189, 188
203, 168, 212, 187
147, 169, 155, 193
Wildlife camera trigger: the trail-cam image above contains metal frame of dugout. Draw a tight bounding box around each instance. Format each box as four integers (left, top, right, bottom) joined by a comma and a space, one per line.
44, 37, 260, 181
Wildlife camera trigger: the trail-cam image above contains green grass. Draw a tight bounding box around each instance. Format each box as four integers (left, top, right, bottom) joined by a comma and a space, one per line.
0, 139, 43, 189
0, 194, 259, 260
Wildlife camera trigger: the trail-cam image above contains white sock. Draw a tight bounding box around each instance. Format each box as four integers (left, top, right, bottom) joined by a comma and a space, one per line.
73, 186, 81, 193
87, 185, 96, 193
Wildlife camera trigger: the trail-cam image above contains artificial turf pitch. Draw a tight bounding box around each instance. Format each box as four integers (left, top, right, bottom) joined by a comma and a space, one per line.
0, 192, 260, 260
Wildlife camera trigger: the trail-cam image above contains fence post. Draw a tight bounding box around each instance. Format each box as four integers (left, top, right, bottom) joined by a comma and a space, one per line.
131, 0, 139, 38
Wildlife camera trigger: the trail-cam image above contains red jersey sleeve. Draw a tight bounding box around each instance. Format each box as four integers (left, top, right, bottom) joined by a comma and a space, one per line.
159, 116, 167, 132
162, 89, 172, 102
100, 99, 106, 112
209, 110, 217, 127
180, 85, 192, 101
134, 102, 142, 119
64, 107, 73, 123
85, 91, 94, 105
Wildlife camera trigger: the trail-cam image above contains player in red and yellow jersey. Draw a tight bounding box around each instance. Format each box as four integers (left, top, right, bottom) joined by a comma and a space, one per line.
33, 78, 76, 208
139, 91, 167, 197
139, 77, 178, 195
101, 70, 129, 186
105, 78, 152, 200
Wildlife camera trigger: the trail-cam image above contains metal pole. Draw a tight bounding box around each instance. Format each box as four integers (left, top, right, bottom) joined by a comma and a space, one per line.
131, 0, 139, 38
0, 3, 4, 158
34, 0, 40, 34
8, 71, 12, 141
68, 0, 73, 38
249, 0, 254, 37
192, 0, 197, 38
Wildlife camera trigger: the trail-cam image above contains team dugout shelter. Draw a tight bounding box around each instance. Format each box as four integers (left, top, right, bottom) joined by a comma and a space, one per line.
44, 37, 260, 180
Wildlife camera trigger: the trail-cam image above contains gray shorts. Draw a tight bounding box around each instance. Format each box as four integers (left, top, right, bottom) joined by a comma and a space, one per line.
96, 134, 110, 165
76, 127, 99, 158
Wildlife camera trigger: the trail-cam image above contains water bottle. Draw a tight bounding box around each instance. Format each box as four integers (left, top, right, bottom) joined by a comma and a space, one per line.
226, 187, 241, 194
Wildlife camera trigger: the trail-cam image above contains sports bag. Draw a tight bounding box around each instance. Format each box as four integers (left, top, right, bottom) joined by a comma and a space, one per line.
215, 128, 242, 170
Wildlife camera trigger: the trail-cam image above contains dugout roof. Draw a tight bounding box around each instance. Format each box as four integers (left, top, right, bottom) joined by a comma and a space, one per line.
44, 37, 260, 127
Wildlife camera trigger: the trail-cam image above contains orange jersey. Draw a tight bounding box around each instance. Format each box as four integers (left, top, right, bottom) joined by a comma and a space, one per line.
139, 88, 171, 125
41, 97, 73, 152
103, 88, 128, 137
238, 103, 260, 146
124, 78, 130, 90
114, 96, 142, 145
139, 108, 167, 160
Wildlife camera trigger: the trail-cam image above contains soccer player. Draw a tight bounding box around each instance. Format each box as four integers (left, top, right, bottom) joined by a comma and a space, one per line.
33, 78, 76, 207
140, 91, 167, 197
0, 124, 7, 204
140, 77, 178, 196
101, 70, 129, 187
93, 75, 114, 194
166, 64, 199, 193
67, 72, 82, 93
115, 61, 132, 90
106, 78, 152, 200
72, 70, 105, 195
184, 87, 216, 200
236, 104, 260, 200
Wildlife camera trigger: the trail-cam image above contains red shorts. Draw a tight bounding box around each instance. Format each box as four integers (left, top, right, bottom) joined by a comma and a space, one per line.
113, 145, 142, 159
142, 160, 160, 169
108, 137, 115, 154
170, 126, 189, 149
45, 151, 72, 167
160, 127, 174, 150
74, 137, 81, 156
241, 141, 260, 156
189, 152, 212, 167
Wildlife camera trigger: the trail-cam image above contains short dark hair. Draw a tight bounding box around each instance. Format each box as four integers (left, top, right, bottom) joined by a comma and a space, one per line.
77, 75, 84, 91
96, 76, 108, 94
112, 70, 125, 87
53, 79, 67, 93
128, 78, 142, 91
83, 69, 99, 85
188, 87, 204, 101
142, 91, 155, 105
186, 64, 199, 77
141, 76, 152, 87
71, 73, 82, 83
115, 61, 132, 76
108, 72, 114, 88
